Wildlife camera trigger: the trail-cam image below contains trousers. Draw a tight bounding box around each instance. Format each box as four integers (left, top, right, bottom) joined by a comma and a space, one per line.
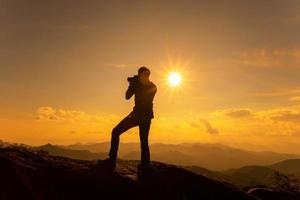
108, 111, 152, 166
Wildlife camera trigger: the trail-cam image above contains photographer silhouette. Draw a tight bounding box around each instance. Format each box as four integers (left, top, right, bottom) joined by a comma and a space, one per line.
102, 66, 157, 171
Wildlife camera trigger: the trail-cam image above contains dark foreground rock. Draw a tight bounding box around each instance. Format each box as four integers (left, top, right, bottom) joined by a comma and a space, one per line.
248, 188, 300, 200
0, 146, 258, 200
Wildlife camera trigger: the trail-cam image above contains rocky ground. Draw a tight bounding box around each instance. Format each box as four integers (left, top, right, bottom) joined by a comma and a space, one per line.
0, 145, 258, 200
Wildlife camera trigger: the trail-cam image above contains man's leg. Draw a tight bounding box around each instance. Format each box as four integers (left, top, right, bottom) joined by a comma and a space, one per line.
108, 112, 139, 161
139, 118, 152, 167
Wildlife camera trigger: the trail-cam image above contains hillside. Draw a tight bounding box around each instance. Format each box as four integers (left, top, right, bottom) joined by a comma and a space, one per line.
224, 166, 300, 192
184, 164, 300, 199
0, 145, 258, 200
270, 159, 300, 179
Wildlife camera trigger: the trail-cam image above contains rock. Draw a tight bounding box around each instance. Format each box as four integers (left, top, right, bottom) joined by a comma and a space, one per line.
248, 188, 300, 200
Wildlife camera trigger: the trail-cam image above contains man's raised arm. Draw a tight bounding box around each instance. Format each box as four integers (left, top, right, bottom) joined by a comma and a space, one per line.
125, 84, 135, 100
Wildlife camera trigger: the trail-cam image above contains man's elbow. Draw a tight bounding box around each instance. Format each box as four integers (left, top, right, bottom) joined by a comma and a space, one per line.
125, 93, 132, 100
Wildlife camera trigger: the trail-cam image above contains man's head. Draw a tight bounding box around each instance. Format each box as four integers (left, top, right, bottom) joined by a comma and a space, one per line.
138, 66, 151, 84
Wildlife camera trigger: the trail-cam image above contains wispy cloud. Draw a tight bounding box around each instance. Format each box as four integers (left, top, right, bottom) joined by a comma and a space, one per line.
234, 48, 300, 68
215, 106, 300, 123
191, 118, 219, 134
211, 105, 300, 136
217, 108, 254, 118
251, 88, 300, 98
268, 109, 300, 123
199, 119, 219, 134
290, 96, 300, 102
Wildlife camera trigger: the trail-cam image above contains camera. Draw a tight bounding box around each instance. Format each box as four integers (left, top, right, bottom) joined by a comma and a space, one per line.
127, 75, 138, 84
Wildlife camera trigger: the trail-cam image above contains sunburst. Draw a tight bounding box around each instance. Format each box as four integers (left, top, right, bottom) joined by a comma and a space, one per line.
167, 72, 182, 87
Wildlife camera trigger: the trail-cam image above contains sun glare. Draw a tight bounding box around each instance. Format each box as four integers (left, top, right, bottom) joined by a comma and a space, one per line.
168, 72, 182, 87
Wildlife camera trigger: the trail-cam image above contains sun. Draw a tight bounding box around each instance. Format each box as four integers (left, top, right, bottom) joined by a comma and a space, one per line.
167, 72, 182, 87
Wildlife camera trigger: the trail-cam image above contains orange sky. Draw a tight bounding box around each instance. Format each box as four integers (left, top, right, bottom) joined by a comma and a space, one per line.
1, 0, 300, 154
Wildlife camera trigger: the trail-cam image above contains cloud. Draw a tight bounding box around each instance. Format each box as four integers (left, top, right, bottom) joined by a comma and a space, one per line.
221, 108, 254, 118
251, 88, 300, 98
215, 106, 300, 123
69, 130, 76, 134
35, 107, 92, 122
191, 118, 219, 134
199, 119, 219, 134
269, 109, 300, 123
209, 106, 300, 136
234, 48, 300, 68
290, 96, 300, 102
35, 106, 118, 124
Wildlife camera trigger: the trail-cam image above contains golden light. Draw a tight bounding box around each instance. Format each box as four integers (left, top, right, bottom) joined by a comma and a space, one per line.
157, 55, 194, 100
168, 72, 182, 87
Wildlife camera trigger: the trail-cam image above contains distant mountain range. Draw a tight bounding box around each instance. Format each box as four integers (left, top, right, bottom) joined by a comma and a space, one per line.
35, 143, 107, 160
57, 142, 300, 170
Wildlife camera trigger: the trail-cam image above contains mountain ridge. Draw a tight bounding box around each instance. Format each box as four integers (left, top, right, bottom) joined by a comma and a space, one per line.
61, 142, 300, 170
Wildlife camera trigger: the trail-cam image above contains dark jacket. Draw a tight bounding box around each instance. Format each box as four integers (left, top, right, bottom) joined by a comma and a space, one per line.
126, 77, 157, 119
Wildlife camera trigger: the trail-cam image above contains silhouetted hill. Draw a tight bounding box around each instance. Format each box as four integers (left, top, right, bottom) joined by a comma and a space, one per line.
35, 143, 106, 160
64, 142, 300, 170
224, 166, 300, 192
270, 159, 300, 180
0, 145, 258, 200
184, 164, 300, 200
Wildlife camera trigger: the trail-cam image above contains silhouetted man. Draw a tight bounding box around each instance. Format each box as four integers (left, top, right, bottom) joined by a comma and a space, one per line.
101, 66, 157, 171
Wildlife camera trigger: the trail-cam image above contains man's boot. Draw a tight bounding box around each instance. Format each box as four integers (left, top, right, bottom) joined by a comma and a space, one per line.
96, 157, 116, 171
137, 163, 152, 182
